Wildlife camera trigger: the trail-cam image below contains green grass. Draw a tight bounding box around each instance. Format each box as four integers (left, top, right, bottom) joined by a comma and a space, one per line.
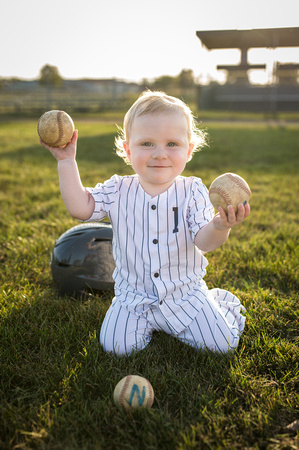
0, 116, 298, 449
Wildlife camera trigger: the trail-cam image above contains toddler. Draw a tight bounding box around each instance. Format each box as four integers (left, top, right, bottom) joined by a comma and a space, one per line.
41, 91, 250, 356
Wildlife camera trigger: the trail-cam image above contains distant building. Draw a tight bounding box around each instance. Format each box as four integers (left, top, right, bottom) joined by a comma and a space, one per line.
1, 78, 141, 95
196, 27, 299, 111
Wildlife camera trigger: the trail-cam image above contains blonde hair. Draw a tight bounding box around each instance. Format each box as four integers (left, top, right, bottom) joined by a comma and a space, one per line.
115, 90, 207, 165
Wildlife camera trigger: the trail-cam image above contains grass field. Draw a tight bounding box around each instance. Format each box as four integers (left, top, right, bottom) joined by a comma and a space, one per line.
0, 115, 298, 449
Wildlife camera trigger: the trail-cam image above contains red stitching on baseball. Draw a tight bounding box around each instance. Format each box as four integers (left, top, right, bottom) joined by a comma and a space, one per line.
146, 379, 153, 407
119, 375, 131, 407
50, 110, 64, 146
227, 173, 251, 196
209, 187, 232, 205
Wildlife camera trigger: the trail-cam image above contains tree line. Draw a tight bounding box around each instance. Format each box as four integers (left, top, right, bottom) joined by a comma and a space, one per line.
1, 64, 197, 90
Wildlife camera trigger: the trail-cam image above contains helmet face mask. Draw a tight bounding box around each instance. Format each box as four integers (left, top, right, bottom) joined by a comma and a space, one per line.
51, 222, 115, 297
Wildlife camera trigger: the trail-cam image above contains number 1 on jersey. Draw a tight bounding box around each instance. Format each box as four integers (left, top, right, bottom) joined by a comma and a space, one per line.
173, 207, 179, 233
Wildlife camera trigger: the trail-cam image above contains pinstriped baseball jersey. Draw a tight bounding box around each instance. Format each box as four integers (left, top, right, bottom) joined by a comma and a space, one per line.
85, 174, 215, 333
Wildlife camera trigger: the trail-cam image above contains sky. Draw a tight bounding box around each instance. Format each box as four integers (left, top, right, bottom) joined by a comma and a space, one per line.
1, 0, 299, 84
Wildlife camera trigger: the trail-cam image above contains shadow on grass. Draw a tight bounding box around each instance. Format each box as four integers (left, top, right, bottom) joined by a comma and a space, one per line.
1, 285, 297, 449
1, 125, 299, 177
0, 132, 118, 164
0, 287, 238, 448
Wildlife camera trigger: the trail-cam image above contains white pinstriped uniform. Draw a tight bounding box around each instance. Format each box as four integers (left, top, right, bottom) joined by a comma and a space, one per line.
85, 174, 246, 356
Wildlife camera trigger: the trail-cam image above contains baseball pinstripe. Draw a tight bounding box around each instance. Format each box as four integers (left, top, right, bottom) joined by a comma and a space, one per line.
86, 174, 246, 355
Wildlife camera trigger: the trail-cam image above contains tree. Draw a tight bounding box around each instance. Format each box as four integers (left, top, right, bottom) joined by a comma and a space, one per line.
149, 70, 196, 94
39, 64, 63, 87
177, 69, 195, 89
151, 75, 177, 91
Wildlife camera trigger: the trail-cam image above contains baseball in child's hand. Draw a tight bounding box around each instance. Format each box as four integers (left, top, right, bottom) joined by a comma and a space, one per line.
209, 173, 251, 213
37, 110, 75, 147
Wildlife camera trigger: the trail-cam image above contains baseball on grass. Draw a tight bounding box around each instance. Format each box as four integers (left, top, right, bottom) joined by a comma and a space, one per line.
37, 110, 75, 147
209, 172, 251, 213
113, 375, 154, 411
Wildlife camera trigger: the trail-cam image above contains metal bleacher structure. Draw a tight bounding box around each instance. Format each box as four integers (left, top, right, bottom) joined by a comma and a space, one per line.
196, 27, 299, 111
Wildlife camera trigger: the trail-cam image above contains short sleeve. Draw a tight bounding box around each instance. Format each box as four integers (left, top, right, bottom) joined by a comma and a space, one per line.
187, 177, 214, 241
84, 174, 120, 221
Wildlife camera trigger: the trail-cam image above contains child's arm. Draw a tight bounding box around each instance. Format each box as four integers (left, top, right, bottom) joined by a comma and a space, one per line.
40, 131, 95, 220
195, 202, 250, 252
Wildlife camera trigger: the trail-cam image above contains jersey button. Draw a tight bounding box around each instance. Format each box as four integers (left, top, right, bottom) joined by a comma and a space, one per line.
160, 300, 163, 305
153, 239, 158, 244
154, 272, 159, 278
151, 205, 156, 210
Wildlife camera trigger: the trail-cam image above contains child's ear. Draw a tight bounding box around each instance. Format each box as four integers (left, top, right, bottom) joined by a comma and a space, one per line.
187, 143, 194, 161
123, 141, 131, 161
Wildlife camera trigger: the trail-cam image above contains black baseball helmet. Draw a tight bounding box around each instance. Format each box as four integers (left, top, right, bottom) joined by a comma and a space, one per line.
50, 222, 115, 296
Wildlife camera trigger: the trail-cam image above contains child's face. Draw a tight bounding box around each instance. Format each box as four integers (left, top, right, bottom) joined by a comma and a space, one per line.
123, 111, 193, 196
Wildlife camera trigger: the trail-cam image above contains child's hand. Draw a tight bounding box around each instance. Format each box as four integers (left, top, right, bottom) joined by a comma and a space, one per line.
39, 130, 78, 161
213, 202, 250, 230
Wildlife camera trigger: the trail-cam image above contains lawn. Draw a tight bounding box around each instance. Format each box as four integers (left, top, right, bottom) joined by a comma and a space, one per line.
0, 116, 298, 449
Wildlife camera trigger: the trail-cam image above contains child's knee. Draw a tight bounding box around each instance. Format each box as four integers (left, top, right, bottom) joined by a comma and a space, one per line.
99, 321, 130, 356
99, 303, 152, 357
178, 322, 241, 353
213, 326, 241, 353
100, 336, 129, 357
100, 331, 150, 357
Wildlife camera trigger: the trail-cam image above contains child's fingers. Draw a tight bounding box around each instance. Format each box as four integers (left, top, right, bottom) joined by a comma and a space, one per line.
214, 202, 250, 230
244, 202, 251, 218
71, 129, 78, 143
220, 204, 243, 226
236, 202, 251, 221
39, 130, 78, 161
227, 205, 238, 223
218, 206, 228, 221
39, 137, 52, 150
39, 130, 77, 150
231, 203, 251, 224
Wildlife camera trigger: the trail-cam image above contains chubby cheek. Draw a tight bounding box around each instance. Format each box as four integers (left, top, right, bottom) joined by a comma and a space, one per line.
129, 153, 148, 172
174, 154, 189, 172
123, 143, 147, 168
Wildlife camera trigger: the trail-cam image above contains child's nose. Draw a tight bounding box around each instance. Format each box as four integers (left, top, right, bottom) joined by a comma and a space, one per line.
153, 145, 167, 158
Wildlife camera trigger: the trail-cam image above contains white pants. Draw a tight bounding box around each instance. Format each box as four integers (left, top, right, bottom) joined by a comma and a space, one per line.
100, 289, 245, 357
100, 289, 245, 356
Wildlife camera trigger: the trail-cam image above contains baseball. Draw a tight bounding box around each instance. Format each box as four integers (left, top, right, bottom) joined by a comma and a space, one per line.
209, 173, 251, 213
113, 375, 154, 411
37, 110, 75, 147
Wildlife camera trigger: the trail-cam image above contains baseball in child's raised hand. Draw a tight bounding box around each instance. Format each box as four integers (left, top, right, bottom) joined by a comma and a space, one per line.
213, 202, 250, 230
40, 130, 78, 161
